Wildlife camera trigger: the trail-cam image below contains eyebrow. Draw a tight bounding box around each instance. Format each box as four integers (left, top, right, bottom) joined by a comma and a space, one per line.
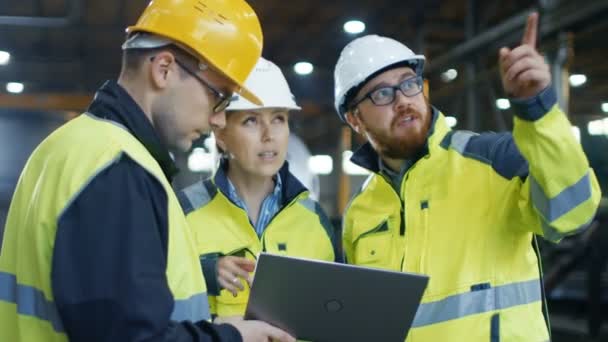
365, 72, 417, 93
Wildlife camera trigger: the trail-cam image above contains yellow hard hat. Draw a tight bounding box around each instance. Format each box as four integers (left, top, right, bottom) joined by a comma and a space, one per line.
127, 0, 264, 105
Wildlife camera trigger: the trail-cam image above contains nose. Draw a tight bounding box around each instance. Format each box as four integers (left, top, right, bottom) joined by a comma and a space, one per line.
261, 121, 274, 142
209, 110, 226, 130
393, 88, 413, 111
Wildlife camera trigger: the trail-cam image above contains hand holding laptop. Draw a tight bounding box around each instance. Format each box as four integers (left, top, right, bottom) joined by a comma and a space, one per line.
216, 316, 296, 342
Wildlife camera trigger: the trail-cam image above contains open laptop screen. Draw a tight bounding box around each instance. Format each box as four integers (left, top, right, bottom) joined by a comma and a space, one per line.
245, 253, 429, 342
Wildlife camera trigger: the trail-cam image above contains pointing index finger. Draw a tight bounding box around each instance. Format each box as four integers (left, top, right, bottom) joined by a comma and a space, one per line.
521, 12, 538, 47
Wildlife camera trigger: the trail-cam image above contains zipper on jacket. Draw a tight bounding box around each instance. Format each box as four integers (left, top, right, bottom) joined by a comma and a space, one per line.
378, 173, 406, 237
419, 200, 430, 271
399, 206, 405, 236
399, 172, 411, 237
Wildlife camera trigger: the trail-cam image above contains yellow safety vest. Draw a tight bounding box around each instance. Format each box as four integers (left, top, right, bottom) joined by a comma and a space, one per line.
180, 176, 335, 317
343, 107, 601, 341
0, 114, 209, 341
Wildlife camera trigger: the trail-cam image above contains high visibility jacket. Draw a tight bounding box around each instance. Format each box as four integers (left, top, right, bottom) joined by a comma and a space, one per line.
178, 162, 337, 317
0, 114, 209, 341
343, 91, 601, 341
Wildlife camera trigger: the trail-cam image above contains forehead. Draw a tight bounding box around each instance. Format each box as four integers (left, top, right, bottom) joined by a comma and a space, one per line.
174, 46, 236, 94
359, 66, 417, 94
201, 68, 235, 94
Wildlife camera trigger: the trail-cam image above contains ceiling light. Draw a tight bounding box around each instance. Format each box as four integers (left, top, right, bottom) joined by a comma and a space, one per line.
0, 51, 10, 65
445, 116, 458, 128
571, 126, 580, 142
440, 69, 458, 82
294, 62, 314, 75
342, 151, 369, 176
496, 98, 510, 110
569, 74, 587, 87
587, 119, 608, 136
344, 20, 366, 34
203, 134, 216, 151
308, 155, 333, 175
602, 102, 608, 114
6, 82, 24, 94
188, 148, 215, 172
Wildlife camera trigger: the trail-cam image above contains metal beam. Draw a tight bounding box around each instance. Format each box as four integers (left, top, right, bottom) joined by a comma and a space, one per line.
551, 32, 573, 115
0, 0, 81, 27
540, 0, 608, 37
0, 61, 116, 91
426, 0, 608, 74
0, 93, 92, 111
465, 0, 479, 131
427, 8, 531, 74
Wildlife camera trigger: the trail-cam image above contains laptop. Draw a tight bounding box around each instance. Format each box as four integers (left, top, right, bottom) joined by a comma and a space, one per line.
245, 253, 429, 342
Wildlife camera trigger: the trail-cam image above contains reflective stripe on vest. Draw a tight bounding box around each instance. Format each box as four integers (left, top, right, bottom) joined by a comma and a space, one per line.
530, 171, 592, 223
171, 292, 210, 322
412, 279, 541, 327
0, 273, 211, 328
0, 271, 64, 333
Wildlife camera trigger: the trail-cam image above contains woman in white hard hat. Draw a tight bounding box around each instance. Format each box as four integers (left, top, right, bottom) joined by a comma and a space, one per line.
178, 57, 340, 318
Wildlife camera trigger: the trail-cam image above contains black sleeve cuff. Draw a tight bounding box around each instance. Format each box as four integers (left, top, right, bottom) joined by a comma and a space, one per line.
201, 253, 222, 296
510, 85, 557, 121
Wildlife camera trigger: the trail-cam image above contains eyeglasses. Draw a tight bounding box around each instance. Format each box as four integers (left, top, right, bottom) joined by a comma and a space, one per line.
351, 75, 423, 109
173, 58, 232, 113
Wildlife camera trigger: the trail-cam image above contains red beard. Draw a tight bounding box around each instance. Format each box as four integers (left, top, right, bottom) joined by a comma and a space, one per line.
363, 100, 432, 160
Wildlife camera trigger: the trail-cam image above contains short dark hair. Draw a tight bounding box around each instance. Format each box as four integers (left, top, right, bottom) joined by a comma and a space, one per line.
121, 44, 196, 78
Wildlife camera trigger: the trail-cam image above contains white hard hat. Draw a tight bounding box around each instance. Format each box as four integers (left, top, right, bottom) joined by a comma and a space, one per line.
334, 34, 425, 121
227, 57, 301, 111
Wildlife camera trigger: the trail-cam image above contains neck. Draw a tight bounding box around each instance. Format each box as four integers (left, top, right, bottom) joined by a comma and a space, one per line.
226, 163, 275, 222
117, 74, 154, 125
380, 155, 405, 173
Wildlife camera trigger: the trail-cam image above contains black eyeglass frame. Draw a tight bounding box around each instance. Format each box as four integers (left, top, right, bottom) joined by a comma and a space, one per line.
150, 55, 232, 113
350, 75, 424, 110
173, 58, 232, 113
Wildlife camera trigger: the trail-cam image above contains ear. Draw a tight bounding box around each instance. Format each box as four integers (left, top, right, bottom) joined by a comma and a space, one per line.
148, 51, 176, 89
345, 110, 364, 135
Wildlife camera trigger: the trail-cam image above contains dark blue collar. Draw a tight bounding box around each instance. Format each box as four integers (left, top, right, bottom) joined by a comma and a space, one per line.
87, 80, 179, 181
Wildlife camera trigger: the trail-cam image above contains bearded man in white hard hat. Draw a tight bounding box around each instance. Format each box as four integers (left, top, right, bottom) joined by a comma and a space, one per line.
335, 13, 600, 341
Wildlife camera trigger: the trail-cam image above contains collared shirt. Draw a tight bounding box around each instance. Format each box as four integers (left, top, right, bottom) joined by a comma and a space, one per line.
225, 173, 283, 236
378, 157, 413, 194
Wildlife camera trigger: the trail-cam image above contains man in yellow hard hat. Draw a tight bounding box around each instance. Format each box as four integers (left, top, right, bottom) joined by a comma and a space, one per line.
0, 1, 294, 341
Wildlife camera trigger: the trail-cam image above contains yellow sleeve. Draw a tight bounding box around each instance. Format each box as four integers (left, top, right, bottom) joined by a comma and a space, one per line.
513, 94, 601, 242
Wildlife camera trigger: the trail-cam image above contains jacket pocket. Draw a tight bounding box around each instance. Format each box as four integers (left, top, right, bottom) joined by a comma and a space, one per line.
353, 220, 392, 267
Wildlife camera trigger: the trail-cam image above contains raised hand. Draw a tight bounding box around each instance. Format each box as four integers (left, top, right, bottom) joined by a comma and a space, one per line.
499, 12, 551, 99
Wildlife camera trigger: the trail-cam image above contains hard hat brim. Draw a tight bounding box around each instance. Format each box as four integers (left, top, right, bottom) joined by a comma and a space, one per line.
126, 26, 262, 106
237, 86, 263, 106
